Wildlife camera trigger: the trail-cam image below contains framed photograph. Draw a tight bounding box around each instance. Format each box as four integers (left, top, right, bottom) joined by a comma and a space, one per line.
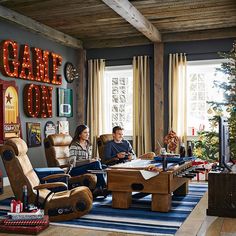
26, 122, 41, 147
57, 88, 73, 117
58, 120, 69, 135
44, 121, 56, 137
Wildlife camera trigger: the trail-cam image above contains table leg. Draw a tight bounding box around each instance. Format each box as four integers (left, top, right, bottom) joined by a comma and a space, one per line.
173, 181, 189, 196
112, 191, 132, 209
152, 193, 171, 212
197, 172, 200, 181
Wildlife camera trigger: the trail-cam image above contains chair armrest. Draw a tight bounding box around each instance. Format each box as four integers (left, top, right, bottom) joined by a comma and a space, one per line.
42, 173, 70, 181
59, 164, 71, 169
69, 174, 97, 190
33, 182, 67, 190
139, 152, 156, 160
59, 164, 73, 174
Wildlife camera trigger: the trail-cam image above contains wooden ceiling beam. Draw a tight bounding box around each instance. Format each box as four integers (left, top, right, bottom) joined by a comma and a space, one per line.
102, 0, 162, 42
163, 27, 236, 42
0, 5, 83, 49
84, 36, 151, 49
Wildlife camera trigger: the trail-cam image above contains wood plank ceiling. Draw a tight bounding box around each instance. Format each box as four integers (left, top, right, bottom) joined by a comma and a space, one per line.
0, 0, 235, 48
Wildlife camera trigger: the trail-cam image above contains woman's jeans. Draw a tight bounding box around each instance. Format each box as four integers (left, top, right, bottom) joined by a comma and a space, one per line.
70, 161, 106, 188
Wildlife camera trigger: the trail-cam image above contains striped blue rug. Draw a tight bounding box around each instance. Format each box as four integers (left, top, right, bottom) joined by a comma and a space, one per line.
0, 183, 207, 235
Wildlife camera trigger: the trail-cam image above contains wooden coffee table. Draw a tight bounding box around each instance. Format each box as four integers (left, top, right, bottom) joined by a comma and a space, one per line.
107, 159, 192, 212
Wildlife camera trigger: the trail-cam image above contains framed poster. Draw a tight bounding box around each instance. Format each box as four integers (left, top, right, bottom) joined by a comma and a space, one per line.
44, 121, 56, 137
57, 88, 73, 117
58, 120, 69, 135
26, 122, 41, 147
0, 79, 21, 144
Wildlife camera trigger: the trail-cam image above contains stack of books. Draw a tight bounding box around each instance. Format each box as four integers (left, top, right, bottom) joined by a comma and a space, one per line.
0, 210, 49, 235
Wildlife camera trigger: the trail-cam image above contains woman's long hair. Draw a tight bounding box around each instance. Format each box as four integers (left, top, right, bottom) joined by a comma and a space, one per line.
70, 124, 90, 147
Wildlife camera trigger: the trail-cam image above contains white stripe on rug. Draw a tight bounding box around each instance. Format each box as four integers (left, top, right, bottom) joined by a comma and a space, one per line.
50, 222, 175, 236
56, 215, 182, 227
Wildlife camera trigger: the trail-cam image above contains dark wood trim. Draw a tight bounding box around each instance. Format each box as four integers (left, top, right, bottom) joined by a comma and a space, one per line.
163, 27, 236, 42
0, 5, 82, 49
102, 0, 161, 42
84, 36, 151, 49
77, 49, 86, 123
154, 43, 164, 152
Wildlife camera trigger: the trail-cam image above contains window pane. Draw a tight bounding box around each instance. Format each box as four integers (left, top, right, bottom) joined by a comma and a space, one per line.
187, 60, 228, 136
103, 66, 133, 136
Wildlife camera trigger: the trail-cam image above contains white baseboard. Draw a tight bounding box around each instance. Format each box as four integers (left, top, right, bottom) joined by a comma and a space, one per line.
3, 177, 10, 186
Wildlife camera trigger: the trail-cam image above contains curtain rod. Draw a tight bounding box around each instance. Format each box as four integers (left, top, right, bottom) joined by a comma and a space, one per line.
186, 51, 227, 56
168, 51, 228, 56
106, 56, 152, 61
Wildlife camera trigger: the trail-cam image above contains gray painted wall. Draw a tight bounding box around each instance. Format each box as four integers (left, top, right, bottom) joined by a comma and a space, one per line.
0, 20, 80, 177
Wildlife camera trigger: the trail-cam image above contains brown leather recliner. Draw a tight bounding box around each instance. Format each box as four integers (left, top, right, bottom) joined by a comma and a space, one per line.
44, 134, 96, 190
97, 134, 156, 165
0, 138, 93, 222
97, 134, 116, 165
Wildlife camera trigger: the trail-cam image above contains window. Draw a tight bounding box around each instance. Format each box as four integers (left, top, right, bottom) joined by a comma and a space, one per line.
186, 60, 228, 136
103, 65, 133, 136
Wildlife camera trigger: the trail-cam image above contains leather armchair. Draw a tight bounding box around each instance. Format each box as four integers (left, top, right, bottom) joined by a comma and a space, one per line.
97, 134, 156, 165
44, 134, 96, 190
0, 138, 93, 221
97, 134, 118, 165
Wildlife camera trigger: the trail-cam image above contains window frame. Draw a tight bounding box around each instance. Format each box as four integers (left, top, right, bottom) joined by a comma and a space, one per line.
103, 64, 133, 137
186, 58, 228, 140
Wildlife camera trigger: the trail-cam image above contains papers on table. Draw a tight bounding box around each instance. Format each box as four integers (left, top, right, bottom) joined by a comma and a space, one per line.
109, 159, 153, 169
139, 170, 159, 180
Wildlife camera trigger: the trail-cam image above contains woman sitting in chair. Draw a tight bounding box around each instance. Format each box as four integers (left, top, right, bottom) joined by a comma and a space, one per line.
69, 124, 108, 198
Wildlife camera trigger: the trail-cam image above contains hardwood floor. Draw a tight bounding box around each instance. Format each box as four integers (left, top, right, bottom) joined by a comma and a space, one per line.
0, 183, 236, 236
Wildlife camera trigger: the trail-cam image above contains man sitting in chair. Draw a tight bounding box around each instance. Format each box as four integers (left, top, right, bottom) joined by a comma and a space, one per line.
104, 126, 136, 165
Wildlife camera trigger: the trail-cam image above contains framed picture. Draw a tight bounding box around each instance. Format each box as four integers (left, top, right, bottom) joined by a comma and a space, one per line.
57, 88, 73, 117
0, 79, 21, 144
26, 122, 41, 147
44, 121, 56, 137
58, 120, 69, 135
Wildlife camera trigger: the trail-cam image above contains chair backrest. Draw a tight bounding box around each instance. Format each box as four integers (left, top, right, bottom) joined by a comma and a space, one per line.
44, 134, 72, 167
0, 138, 41, 203
97, 134, 113, 164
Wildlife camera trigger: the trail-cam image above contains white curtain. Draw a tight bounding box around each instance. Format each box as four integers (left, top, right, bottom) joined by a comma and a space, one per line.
168, 53, 187, 145
87, 59, 105, 157
133, 56, 152, 156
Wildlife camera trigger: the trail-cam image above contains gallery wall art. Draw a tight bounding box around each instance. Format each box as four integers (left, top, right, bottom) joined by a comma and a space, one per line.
57, 88, 73, 117
26, 122, 41, 147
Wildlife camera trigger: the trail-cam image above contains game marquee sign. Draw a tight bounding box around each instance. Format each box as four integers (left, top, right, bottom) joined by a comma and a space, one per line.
0, 39, 63, 118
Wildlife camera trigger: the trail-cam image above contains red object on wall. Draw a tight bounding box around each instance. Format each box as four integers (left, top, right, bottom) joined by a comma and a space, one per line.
0, 79, 22, 144
23, 84, 53, 118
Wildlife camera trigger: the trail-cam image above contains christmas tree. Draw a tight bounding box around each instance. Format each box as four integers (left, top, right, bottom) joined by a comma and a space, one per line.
194, 41, 236, 162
